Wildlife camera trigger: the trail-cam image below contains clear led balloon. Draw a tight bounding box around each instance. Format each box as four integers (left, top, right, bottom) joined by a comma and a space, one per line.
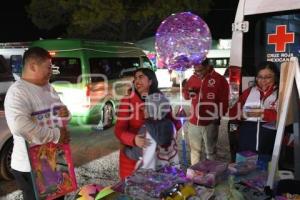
155, 12, 212, 71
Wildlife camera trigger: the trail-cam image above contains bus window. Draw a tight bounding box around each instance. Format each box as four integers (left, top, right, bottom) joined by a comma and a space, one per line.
50, 58, 81, 83
10, 55, 23, 78
0, 55, 8, 74
116, 58, 140, 78
208, 58, 228, 68
142, 56, 154, 70
206, 57, 230, 76
89, 57, 140, 82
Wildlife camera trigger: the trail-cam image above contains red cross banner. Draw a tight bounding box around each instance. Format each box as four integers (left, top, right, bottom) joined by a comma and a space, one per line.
268, 25, 295, 52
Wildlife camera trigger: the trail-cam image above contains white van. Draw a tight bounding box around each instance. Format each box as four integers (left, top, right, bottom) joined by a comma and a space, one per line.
0, 111, 13, 180
228, 0, 300, 100
0, 43, 28, 180
228, 0, 300, 171
0, 43, 28, 108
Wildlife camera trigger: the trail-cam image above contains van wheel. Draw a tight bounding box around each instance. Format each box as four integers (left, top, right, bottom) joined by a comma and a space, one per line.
0, 138, 13, 180
102, 103, 114, 129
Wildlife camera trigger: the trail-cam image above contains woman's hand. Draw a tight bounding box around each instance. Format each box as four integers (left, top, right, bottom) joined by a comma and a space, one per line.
245, 108, 264, 118
134, 134, 151, 148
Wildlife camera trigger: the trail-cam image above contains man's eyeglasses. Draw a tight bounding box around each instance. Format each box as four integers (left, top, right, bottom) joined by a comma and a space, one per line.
256, 76, 273, 80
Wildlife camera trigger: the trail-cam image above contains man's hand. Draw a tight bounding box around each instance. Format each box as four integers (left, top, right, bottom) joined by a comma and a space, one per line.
58, 106, 70, 118
58, 127, 70, 144
188, 88, 198, 98
58, 106, 71, 126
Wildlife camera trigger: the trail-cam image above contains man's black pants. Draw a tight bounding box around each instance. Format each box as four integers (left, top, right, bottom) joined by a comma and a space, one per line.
11, 169, 64, 200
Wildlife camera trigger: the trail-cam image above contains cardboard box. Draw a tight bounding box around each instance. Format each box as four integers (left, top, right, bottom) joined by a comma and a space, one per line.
186, 160, 228, 187
236, 151, 258, 164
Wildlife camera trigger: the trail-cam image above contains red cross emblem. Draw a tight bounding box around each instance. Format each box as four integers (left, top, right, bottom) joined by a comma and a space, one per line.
268, 25, 295, 52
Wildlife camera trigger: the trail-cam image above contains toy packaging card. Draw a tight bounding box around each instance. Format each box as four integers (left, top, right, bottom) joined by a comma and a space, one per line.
124, 168, 186, 199
28, 107, 77, 200
28, 143, 77, 200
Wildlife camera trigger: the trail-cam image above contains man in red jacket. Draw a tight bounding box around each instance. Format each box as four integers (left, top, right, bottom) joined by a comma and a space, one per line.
183, 59, 229, 165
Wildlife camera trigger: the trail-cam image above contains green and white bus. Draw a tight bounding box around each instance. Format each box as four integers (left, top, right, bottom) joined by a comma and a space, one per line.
31, 39, 153, 129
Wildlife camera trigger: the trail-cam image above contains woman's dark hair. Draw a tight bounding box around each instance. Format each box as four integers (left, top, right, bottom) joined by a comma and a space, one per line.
134, 68, 160, 95
255, 61, 280, 87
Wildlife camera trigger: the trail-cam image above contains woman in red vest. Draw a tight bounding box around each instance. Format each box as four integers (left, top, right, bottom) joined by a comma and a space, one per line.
114, 68, 180, 179
230, 61, 279, 158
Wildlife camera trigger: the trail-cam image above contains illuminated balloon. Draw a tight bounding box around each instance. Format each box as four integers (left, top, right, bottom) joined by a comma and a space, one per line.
155, 12, 212, 71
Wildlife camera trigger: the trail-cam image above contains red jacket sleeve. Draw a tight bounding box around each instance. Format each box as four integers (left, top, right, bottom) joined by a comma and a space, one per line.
263, 108, 277, 122
167, 110, 182, 131
183, 77, 192, 100
114, 97, 136, 146
218, 77, 229, 116
229, 87, 252, 120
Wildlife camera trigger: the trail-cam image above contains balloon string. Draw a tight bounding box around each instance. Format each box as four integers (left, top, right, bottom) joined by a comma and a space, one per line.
179, 71, 188, 168
179, 71, 184, 138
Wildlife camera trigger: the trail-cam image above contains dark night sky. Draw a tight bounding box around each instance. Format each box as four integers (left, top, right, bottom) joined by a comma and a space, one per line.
0, 0, 39, 42
204, 0, 239, 39
0, 0, 238, 43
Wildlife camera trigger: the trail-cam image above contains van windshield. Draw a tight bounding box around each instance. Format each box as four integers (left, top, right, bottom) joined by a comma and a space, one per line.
0, 55, 14, 81
50, 57, 81, 83
89, 57, 140, 82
